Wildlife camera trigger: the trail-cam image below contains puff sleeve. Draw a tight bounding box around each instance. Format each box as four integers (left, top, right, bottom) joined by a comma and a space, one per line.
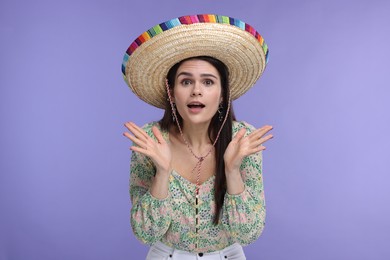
221, 121, 266, 245
129, 123, 172, 244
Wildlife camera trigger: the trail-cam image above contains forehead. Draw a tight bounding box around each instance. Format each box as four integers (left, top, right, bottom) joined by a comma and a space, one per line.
176, 59, 220, 77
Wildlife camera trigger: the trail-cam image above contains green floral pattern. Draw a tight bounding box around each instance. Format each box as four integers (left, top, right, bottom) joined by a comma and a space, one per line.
130, 121, 266, 253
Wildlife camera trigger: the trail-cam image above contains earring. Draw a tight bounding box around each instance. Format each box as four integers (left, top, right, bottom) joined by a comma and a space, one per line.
218, 103, 223, 122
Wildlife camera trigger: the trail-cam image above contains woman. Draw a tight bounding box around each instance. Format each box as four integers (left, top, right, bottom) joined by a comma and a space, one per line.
122, 14, 273, 260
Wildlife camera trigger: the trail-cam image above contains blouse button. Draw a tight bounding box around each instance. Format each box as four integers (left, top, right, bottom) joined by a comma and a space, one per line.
198, 253, 204, 257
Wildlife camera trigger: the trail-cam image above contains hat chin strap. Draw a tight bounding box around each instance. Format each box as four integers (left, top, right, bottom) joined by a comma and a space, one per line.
165, 78, 231, 247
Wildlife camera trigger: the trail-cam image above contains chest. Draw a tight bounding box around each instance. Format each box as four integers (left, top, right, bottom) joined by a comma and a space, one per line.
170, 143, 216, 185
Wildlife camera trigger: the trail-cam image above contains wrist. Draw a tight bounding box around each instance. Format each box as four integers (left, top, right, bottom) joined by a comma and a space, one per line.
151, 168, 171, 199
155, 167, 172, 177
224, 163, 240, 176
225, 171, 245, 195
155, 161, 172, 176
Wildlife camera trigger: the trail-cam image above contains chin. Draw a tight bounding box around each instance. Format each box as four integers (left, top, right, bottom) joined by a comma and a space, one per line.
183, 116, 214, 126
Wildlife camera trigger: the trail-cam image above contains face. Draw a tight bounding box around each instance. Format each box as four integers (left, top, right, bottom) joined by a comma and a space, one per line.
172, 59, 222, 126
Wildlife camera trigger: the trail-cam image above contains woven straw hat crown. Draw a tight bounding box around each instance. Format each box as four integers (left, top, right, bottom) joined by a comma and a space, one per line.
122, 14, 269, 109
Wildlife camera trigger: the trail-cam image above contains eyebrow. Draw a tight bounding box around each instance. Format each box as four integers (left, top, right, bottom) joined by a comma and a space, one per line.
176, 72, 218, 79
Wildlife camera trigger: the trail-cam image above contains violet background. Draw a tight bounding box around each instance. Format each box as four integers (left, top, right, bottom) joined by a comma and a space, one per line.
1, 0, 390, 259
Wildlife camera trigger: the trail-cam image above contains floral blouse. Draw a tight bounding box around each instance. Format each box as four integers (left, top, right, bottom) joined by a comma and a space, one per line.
130, 121, 266, 253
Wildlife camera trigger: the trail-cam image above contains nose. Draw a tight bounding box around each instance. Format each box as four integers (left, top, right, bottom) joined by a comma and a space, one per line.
191, 82, 202, 96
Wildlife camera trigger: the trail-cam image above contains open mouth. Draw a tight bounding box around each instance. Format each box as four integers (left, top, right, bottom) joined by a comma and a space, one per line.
187, 102, 205, 109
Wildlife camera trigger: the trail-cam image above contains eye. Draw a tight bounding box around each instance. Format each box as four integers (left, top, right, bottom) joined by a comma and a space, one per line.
181, 79, 192, 86
204, 79, 214, 86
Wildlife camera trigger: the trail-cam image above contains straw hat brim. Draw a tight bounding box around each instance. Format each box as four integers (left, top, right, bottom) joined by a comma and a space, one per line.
122, 15, 269, 109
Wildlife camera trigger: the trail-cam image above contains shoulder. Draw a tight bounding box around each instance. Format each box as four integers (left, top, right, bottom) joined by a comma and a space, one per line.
141, 121, 159, 134
141, 121, 169, 141
232, 121, 256, 136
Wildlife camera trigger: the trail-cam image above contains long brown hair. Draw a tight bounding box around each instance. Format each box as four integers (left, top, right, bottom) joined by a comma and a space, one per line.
159, 56, 236, 224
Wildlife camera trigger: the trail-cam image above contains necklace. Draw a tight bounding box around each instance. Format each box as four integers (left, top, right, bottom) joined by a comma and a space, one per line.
166, 79, 231, 248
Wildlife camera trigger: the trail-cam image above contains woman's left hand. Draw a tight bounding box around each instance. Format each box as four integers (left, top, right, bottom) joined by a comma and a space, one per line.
224, 125, 273, 173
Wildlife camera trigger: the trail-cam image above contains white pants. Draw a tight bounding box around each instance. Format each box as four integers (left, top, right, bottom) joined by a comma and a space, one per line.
146, 241, 246, 260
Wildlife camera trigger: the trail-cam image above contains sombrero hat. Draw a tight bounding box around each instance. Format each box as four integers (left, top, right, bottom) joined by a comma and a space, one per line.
122, 14, 269, 109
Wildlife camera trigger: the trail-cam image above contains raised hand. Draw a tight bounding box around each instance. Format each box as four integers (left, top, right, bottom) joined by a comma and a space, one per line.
224, 125, 273, 173
123, 122, 172, 175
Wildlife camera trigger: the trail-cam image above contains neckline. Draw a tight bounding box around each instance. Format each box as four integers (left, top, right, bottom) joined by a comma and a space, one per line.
171, 169, 215, 186
157, 122, 216, 186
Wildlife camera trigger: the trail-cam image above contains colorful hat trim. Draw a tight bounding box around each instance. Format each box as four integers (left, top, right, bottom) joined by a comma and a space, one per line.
122, 14, 269, 77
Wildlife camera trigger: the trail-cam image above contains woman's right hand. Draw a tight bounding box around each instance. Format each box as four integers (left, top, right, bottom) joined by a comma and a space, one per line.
123, 122, 172, 175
